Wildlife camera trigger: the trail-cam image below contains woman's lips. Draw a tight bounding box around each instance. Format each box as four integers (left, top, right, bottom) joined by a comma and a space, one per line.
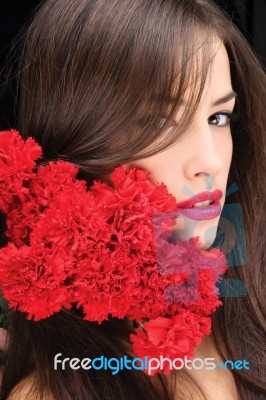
178, 202, 221, 220
176, 190, 223, 221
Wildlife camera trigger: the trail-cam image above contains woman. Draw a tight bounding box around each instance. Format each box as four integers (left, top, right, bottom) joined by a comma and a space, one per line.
0, 0, 265, 399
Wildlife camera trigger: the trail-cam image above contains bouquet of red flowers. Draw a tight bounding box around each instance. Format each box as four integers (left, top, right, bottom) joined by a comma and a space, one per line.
0, 130, 227, 374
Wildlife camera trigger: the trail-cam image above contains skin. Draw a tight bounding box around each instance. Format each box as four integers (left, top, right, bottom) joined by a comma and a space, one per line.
126, 39, 236, 250
181, 334, 239, 400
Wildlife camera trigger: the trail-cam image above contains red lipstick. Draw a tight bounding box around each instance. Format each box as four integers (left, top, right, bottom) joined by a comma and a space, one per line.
176, 190, 223, 221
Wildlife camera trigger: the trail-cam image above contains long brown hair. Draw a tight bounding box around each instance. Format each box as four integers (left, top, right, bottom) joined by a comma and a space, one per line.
1, 0, 266, 399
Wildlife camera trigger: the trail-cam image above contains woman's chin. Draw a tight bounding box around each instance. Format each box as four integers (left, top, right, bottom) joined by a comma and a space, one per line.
196, 236, 216, 250
171, 217, 220, 250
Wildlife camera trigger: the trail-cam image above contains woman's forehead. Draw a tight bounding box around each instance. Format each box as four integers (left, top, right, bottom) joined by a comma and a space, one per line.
175, 39, 233, 108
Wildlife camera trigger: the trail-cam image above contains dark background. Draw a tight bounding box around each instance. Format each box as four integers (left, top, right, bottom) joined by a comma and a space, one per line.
0, 0, 265, 129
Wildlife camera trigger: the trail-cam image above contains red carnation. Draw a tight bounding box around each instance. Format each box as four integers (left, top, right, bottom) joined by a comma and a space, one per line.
0, 243, 74, 320
130, 312, 211, 374
0, 130, 229, 375
0, 130, 42, 213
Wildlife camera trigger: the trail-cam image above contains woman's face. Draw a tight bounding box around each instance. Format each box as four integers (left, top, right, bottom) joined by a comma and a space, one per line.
126, 41, 236, 249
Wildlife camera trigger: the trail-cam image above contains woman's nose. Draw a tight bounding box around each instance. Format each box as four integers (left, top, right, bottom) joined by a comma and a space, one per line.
183, 124, 223, 181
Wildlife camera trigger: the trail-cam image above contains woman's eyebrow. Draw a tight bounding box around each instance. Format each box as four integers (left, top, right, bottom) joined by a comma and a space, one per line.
212, 90, 237, 106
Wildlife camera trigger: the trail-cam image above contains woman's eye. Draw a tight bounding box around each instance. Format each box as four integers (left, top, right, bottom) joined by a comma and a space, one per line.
208, 112, 238, 128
